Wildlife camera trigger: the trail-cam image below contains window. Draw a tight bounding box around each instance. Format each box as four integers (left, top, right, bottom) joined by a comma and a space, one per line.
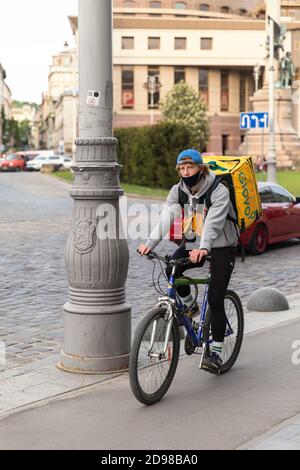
221, 6, 230, 14
199, 3, 209, 11
259, 186, 274, 203
222, 135, 229, 155
174, 66, 185, 84
199, 69, 209, 106
122, 37, 134, 49
175, 2, 186, 8
123, 0, 135, 6
221, 71, 229, 111
63, 57, 71, 66
271, 186, 294, 203
240, 73, 246, 112
122, 66, 134, 108
201, 37, 213, 50
239, 8, 247, 16
147, 67, 160, 109
148, 37, 160, 49
175, 37, 186, 49
150, 1, 161, 6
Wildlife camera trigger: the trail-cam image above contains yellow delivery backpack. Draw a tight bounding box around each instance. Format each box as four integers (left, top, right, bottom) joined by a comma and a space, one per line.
202, 156, 262, 232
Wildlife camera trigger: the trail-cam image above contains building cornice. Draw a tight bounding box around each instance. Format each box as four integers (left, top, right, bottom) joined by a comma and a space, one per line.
114, 17, 265, 30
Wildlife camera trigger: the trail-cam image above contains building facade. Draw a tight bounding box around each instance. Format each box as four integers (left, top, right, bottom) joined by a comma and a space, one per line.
0, 63, 12, 152
39, 48, 78, 153
66, 1, 300, 156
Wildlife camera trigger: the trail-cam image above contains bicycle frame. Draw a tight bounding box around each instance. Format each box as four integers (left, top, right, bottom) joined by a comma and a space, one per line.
148, 256, 235, 360
168, 265, 234, 347
169, 265, 210, 348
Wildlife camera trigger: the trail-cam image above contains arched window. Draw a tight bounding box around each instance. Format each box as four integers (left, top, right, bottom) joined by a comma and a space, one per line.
175, 2, 187, 9
199, 3, 209, 11
239, 8, 247, 16
150, 1, 161, 7
123, 0, 135, 7
221, 6, 230, 14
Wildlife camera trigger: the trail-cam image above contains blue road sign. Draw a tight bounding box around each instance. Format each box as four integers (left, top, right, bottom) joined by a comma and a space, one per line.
240, 112, 269, 130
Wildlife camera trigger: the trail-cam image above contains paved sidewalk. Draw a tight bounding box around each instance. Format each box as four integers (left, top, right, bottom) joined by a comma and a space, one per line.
1, 292, 300, 450
1, 302, 300, 450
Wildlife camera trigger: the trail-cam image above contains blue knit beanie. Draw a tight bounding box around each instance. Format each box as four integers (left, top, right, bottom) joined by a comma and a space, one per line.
177, 149, 203, 165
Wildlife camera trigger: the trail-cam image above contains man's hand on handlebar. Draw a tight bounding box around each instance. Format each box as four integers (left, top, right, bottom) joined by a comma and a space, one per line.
138, 244, 152, 256
189, 249, 209, 264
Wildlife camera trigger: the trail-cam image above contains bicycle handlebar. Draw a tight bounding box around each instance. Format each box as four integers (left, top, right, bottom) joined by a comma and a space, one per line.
137, 249, 211, 267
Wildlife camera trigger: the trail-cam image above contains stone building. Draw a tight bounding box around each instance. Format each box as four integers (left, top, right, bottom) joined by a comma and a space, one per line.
0, 63, 12, 152
39, 48, 78, 153
40, 0, 300, 159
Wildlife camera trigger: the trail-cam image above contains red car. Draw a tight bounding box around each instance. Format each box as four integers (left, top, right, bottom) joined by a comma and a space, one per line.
241, 182, 300, 254
0, 153, 26, 172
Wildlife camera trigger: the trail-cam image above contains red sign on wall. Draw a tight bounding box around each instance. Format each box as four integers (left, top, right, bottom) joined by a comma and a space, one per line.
122, 90, 134, 107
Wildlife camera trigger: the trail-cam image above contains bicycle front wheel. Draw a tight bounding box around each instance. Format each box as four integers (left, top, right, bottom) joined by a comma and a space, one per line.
129, 307, 180, 405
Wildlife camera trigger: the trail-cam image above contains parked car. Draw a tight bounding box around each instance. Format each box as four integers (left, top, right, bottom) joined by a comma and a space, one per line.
0, 153, 26, 172
60, 156, 73, 169
241, 182, 300, 254
27, 155, 63, 171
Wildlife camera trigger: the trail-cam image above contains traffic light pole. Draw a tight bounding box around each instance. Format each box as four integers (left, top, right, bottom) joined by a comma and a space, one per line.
267, 16, 277, 183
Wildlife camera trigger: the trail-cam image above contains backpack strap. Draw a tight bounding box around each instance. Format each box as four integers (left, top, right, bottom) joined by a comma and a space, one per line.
178, 186, 189, 207
205, 177, 238, 225
178, 186, 205, 207
205, 178, 245, 262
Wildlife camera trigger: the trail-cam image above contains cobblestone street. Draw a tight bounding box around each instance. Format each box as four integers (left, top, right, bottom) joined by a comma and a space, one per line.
0, 172, 300, 371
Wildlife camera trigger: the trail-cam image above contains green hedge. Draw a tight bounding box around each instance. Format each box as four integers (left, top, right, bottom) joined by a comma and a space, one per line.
115, 122, 193, 189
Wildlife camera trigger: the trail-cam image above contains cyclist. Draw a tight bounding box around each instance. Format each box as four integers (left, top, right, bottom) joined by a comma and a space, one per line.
138, 149, 238, 374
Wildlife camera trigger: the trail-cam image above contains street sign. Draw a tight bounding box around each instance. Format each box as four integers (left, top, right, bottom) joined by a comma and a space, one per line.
240, 112, 269, 130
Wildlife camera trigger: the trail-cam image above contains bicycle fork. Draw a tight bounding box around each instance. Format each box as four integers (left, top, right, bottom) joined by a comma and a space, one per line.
148, 300, 174, 360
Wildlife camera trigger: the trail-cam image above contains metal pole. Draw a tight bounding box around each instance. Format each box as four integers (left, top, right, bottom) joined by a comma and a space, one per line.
151, 91, 154, 125
267, 16, 277, 183
262, 127, 264, 170
59, 0, 131, 373
72, 49, 77, 157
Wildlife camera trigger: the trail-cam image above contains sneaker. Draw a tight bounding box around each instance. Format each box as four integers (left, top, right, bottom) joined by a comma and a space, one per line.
201, 352, 222, 375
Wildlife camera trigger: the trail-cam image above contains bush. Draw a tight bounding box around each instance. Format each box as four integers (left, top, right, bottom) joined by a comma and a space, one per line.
115, 122, 193, 189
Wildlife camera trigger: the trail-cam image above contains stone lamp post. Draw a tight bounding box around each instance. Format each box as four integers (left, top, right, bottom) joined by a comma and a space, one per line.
59, 0, 131, 373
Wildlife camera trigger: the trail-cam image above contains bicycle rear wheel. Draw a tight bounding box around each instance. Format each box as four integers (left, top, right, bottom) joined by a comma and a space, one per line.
129, 307, 180, 405
203, 289, 244, 374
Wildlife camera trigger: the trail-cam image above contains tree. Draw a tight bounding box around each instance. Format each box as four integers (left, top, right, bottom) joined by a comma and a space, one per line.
0, 110, 32, 151
160, 81, 210, 151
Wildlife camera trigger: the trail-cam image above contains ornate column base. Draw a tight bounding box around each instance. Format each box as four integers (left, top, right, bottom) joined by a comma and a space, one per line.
60, 137, 131, 374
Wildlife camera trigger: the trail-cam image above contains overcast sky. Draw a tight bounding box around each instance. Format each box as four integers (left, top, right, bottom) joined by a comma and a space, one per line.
0, 0, 78, 104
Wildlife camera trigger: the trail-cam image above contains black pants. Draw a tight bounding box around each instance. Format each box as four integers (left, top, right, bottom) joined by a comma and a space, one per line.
166, 244, 236, 343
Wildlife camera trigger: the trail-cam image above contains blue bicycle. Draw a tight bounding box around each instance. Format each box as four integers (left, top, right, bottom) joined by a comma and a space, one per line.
129, 252, 244, 405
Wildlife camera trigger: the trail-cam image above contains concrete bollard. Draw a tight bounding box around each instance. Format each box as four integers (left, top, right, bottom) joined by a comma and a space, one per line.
247, 287, 289, 312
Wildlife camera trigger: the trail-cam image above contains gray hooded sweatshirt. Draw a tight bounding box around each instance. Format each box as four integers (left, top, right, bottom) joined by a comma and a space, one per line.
146, 172, 238, 253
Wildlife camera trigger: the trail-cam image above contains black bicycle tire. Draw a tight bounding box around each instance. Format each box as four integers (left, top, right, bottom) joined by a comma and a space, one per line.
129, 307, 180, 405
203, 289, 244, 374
